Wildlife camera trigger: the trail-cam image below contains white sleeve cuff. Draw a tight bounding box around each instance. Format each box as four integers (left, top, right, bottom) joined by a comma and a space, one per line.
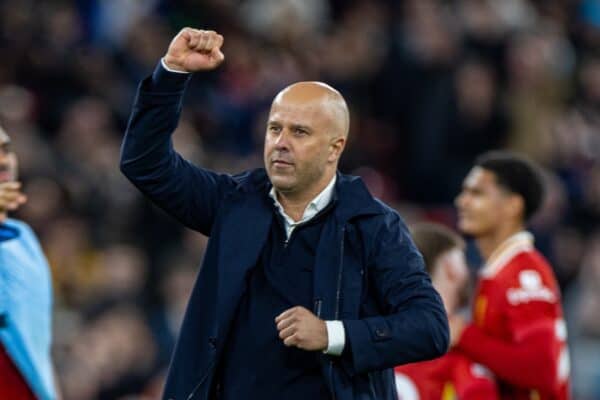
160, 57, 190, 74
324, 320, 345, 356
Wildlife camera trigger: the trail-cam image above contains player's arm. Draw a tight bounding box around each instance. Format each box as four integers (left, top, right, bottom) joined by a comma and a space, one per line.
461, 377, 499, 400
456, 315, 563, 392
456, 360, 500, 400
120, 28, 234, 235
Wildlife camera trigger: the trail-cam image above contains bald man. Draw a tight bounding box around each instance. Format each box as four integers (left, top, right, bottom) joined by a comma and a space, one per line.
121, 28, 448, 400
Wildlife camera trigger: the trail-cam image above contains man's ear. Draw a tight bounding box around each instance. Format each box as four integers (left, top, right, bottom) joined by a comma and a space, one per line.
505, 194, 525, 221
328, 136, 346, 163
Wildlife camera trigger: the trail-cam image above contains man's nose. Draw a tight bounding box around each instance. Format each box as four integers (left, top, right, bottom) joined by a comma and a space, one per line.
274, 130, 290, 149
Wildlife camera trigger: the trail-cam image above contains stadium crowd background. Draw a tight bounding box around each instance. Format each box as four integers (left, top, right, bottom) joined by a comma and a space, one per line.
0, 0, 599, 398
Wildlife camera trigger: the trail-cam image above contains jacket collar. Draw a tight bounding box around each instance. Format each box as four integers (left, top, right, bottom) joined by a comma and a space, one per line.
236, 169, 385, 222
268, 175, 336, 231
332, 172, 384, 221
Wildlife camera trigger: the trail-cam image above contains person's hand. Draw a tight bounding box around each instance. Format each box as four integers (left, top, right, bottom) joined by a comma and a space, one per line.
0, 181, 27, 223
449, 315, 466, 347
163, 28, 225, 73
275, 306, 328, 351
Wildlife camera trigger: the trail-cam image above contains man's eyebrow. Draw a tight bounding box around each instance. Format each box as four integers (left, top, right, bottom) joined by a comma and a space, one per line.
266, 121, 313, 132
289, 124, 312, 132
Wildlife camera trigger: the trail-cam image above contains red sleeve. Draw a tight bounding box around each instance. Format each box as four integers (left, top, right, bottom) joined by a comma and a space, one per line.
395, 369, 440, 400
457, 319, 560, 392
450, 355, 500, 400
461, 380, 499, 400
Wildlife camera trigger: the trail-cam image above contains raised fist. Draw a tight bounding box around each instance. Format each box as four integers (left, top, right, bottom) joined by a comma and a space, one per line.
163, 28, 225, 73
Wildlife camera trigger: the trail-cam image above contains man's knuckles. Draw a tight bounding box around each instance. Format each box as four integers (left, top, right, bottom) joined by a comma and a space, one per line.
279, 325, 296, 339
284, 335, 298, 346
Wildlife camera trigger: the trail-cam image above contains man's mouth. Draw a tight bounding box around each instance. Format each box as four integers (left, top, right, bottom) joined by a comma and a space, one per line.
272, 159, 293, 167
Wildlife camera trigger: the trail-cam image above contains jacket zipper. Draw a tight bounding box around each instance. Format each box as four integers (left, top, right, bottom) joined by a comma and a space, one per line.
334, 225, 346, 320
186, 359, 216, 400
314, 299, 323, 317
329, 225, 346, 400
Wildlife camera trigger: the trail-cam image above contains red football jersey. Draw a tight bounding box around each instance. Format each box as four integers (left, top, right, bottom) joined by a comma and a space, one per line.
456, 232, 571, 399
394, 350, 499, 400
0, 343, 36, 400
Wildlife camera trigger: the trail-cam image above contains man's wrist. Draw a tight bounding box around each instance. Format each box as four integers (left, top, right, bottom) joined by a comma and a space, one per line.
149, 59, 192, 92
324, 320, 345, 356
161, 57, 190, 74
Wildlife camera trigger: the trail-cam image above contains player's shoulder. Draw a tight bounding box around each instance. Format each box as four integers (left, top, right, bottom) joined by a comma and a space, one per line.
4, 218, 37, 239
512, 247, 550, 267
500, 249, 557, 283
495, 248, 563, 306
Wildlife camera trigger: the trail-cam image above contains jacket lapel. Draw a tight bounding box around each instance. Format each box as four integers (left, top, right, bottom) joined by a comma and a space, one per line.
216, 192, 273, 338
312, 216, 344, 320
312, 174, 382, 321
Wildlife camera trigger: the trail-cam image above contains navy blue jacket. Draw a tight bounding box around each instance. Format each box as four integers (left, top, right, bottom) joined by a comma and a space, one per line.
120, 63, 449, 400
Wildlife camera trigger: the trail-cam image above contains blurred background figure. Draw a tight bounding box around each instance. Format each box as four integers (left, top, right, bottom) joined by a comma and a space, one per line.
0, 126, 57, 400
453, 152, 570, 399
395, 223, 499, 400
0, 0, 598, 398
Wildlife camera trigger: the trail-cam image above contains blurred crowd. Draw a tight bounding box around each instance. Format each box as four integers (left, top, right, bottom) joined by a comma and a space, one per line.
0, 0, 599, 398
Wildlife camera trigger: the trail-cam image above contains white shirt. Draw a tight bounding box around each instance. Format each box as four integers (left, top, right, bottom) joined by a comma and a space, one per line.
269, 176, 346, 356
268, 176, 336, 239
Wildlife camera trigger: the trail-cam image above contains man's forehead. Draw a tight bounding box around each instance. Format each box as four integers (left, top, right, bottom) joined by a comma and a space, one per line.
269, 101, 329, 123
464, 167, 495, 188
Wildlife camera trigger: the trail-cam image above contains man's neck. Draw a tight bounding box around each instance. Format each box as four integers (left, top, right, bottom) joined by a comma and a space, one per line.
275, 174, 335, 222
476, 222, 525, 261
276, 194, 311, 222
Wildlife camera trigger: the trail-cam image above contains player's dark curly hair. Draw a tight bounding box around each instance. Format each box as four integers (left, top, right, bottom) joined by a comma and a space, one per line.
475, 151, 545, 221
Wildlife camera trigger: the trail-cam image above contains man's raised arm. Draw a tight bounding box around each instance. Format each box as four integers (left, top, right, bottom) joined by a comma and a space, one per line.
120, 28, 233, 235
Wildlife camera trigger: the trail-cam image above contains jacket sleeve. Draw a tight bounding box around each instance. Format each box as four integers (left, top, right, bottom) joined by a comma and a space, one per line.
342, 211, 449, 375
120, 62, 236, 235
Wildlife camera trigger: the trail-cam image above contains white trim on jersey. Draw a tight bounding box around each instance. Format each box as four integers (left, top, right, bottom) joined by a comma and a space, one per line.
479, 231, 534, 278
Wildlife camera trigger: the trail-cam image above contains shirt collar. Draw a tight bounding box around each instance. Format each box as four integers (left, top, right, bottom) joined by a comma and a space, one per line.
480, 231, 534, 278
269, 175, 337, 225
0, 220, 20, 242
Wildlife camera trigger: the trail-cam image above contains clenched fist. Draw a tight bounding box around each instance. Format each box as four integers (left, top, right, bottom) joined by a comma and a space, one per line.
275, 306, 328, 351
163, 28, 225, 73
